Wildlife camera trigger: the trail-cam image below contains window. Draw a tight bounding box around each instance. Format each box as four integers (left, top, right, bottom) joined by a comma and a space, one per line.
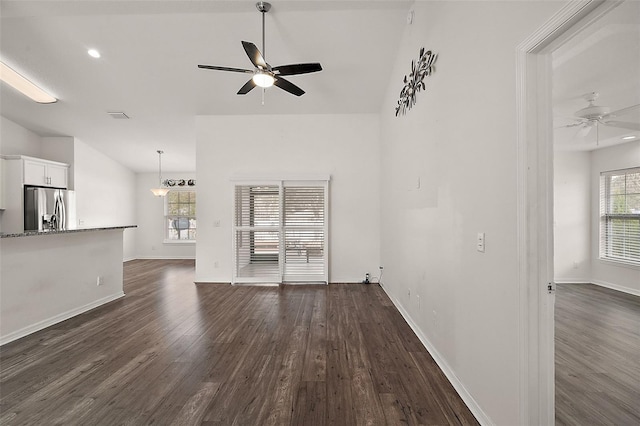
165, 190, 196, 241
599, 167, 640, 265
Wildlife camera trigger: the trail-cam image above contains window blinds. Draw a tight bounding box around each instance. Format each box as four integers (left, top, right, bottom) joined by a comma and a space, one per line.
600, 167, 640, 265
283, 186, 326, 280
234, 185, 281, 280
232, 181, 328, 284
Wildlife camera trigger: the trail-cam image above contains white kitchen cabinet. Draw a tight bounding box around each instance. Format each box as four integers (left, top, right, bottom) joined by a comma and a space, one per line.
0, 155, 71, 233
23, 158, 68, 188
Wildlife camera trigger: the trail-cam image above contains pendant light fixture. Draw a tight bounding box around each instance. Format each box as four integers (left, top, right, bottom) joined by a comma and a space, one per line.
150, 150, 170, 197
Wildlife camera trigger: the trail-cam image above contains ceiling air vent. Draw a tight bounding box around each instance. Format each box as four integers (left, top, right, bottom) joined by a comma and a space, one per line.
107, 111, 129, 119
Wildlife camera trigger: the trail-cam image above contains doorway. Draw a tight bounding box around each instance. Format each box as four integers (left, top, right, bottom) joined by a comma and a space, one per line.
517, 0, 638, 423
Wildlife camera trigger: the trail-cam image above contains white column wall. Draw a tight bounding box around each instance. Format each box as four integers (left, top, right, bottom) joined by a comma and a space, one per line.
73, 139, 137, 261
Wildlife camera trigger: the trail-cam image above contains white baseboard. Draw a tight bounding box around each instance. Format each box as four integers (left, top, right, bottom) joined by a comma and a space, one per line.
554, 279, 590, 284
378, 285, 491, 425
123, 256, 137, 262
0, 292, 125, 346
591, 280, 640, 297
135, 255, 196, 260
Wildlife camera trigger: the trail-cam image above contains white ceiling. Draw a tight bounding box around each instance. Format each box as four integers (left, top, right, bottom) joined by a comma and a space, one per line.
552, 0, 640, 152
0, 1, 411, 172
2, 1, 638, 172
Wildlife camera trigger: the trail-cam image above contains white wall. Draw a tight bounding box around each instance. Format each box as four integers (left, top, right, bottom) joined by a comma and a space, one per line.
195, 114, 380, 283
73, 139, 137, 261
136, 172, 196, 259
378, 1, 563, 425
590, 141, 640, 295
41, 136, 76, 189
554, 151, 591, 282
0, 116, 42, 157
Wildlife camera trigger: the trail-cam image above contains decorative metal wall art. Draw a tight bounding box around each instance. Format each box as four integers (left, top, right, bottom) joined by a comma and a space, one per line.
163, 179, 196, 187
395, 48, 438, 116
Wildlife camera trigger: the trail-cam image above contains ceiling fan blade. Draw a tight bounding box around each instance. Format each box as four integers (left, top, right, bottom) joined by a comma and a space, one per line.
242, 41, 268, 70
556, 122, 584, 129
603, 120, 640, 131
604, 104, 640, 119
273, 63, 323, 76
273, 77, 305, 96
237, 79, 257, 95
198, 65, 253, 74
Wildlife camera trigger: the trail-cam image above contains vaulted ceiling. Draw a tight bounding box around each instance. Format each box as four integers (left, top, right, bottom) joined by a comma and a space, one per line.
2, 1, 638, 172
1, 1, 411, 172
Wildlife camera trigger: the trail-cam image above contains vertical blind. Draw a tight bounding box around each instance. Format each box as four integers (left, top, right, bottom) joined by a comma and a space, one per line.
599, 167, 640, 265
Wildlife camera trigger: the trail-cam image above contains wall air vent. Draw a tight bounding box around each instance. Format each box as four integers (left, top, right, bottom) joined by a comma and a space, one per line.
107, 111, 129, 119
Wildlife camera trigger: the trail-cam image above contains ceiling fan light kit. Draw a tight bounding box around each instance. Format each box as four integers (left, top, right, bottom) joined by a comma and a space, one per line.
198, 2, 322, 98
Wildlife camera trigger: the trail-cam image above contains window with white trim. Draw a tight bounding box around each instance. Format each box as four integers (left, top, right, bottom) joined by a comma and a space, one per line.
599, 167, 640, 265
165, 190, 196, 241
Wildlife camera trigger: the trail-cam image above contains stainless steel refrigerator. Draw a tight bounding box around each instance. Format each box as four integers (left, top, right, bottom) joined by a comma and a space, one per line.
24, 186, 77, 231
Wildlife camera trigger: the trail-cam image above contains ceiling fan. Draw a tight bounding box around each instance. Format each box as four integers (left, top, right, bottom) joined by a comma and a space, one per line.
198, 1, 322, 97
559, 92, 640, 139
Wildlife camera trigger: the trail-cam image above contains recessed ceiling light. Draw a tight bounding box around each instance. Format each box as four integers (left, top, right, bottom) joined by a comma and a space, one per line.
88, 49, 101, 58
0, 61, 57, 103
622, 135, 637, 141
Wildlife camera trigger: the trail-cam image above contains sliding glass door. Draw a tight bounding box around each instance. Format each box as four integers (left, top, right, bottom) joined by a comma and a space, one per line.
232, 179, 328, 284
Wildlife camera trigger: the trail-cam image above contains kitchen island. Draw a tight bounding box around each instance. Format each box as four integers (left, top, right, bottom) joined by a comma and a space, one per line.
0, 225, 136, 345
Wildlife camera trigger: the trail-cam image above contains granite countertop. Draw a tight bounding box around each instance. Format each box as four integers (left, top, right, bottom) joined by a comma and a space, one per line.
0, 225, 137, 239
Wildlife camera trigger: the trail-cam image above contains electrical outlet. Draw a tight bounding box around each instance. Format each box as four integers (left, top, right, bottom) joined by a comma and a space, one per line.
416, 294, 421, 309
214, 220, 221, 227
214, 261, 219, 268
96, 276, 104, 286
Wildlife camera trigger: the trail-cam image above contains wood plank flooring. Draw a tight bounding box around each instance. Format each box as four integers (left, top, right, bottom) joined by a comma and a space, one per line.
0, 259, 478, 425
555, 284, 640, 426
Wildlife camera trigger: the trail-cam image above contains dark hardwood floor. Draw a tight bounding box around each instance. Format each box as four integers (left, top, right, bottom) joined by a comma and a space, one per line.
555, 284, 640, 426
0, 259, 478, 425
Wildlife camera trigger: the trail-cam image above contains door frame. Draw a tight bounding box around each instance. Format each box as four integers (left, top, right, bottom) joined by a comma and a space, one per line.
516, 0, 623, 423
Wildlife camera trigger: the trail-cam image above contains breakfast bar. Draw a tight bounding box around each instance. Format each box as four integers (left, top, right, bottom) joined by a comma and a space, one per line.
0, 225, 136, 345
